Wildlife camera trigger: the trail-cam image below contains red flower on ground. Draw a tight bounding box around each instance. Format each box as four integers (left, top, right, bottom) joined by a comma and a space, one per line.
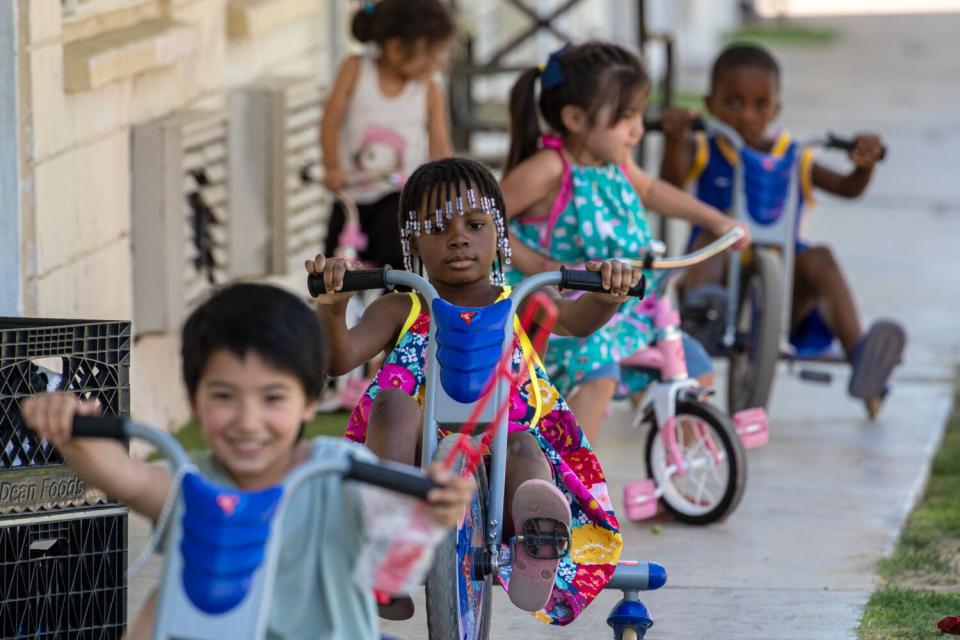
939, 616, 960, 635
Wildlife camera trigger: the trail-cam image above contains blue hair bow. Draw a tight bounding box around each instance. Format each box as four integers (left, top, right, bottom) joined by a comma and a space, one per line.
538, 43, 573, 91
363, 1, 375, 14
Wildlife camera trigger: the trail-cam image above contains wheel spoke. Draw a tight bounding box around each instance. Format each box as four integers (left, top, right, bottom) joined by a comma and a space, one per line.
693, 468, 708, 505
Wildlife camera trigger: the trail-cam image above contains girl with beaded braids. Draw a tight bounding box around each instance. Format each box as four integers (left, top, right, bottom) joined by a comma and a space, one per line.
500, 41, 751, 442
306, 157, 642, 624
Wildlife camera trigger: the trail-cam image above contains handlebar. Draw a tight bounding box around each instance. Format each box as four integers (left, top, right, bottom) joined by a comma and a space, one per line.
557, 267, 646, 297
824, 132, 887, 160
70, 416, 438, 500
643, 117, 886, 160
625, 227, 745, 271
643, 118, 705, 133
307, 268, 645, 299
307, 269, 388, 297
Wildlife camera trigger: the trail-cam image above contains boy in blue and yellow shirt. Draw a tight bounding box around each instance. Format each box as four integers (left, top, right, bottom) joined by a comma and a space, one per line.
659, 43, 904, 419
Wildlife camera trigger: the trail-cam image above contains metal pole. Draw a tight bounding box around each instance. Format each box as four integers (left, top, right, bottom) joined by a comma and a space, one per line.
0, 1, 21, 314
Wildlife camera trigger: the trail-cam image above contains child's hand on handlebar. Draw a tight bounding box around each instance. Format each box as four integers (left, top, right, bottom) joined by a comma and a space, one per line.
322, 166, 345, 192
849, 133, 884, 169
424, 464, 476, 527
305, 255, 361, 307
21, 392, 101, 446
585, 259, 644, 303
710, 218, 751, 251
658, 106, 700, 142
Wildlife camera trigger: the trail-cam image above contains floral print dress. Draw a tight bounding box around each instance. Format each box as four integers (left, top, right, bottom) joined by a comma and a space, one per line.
345, 291, 623, 626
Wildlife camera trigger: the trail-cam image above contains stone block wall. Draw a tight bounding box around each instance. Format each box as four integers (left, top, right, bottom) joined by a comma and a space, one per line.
16, 0, 341, 429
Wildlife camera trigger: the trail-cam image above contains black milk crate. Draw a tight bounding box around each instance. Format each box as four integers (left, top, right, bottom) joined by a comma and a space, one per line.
0, 507, 127, 638
0, 318, 131, 636
0, 318, 130, 476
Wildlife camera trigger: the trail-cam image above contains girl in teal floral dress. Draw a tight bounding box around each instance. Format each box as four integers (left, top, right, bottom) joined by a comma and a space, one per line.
501, 41, 750, 441
307, 157, 644, 625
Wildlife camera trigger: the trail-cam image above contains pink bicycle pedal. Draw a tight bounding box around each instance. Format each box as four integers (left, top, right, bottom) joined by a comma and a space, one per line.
732, 407, 769, 449
623, 479, 658, 521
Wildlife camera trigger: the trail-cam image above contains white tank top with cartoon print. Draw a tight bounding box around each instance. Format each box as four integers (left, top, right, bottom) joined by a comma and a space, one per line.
340, 54, 430, 204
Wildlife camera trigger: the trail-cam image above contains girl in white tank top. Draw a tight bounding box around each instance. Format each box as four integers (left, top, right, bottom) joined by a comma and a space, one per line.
320, 0, 455, 207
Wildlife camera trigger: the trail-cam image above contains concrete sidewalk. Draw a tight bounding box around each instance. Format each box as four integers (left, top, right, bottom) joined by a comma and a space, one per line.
383, 12, 960, 640
127, 12, 960, 640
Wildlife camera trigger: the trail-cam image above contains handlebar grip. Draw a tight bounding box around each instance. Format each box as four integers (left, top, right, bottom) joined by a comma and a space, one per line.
307, 269, 388, 297
825, 134, 887, 161
643, 118, 706, 133
346, 458, 439, 501
558, 267, 646, 298
72, 416, 127, 440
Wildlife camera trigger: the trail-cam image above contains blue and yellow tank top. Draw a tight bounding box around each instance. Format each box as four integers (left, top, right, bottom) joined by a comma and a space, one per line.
686, 130, 816, 231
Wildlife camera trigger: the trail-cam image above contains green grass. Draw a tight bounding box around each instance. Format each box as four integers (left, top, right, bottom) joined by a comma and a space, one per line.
858, 382, 960, 639
728, 22, 839, 47
860, 589, 960, 639
165, 411, 349, 454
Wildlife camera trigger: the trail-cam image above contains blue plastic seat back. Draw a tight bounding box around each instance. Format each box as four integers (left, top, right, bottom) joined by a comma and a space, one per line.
742, 143, 798, 225
432, 297, 512, 403
179, 472, 284, 614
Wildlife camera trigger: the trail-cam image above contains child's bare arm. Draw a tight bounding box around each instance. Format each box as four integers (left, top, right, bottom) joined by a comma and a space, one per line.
20, 394, 171, 521
551, 260, 643, 337
500, 151, 566, 275
657, 107, 700, 188
319, 56, 361, 192
306, 255, 408, 375
426, 82, 453, 159
626, 160, 750, 250
812, 133, 884, 198
501, 150, 564, 221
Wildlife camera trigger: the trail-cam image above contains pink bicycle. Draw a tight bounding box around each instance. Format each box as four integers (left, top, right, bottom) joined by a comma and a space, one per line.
622, 228, 768, 525
301, 164, 400, 413
316, 188, 375, 412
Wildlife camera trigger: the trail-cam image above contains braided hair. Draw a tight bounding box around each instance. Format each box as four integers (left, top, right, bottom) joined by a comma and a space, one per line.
505, 41, 651, 174
398, 157, 512, 285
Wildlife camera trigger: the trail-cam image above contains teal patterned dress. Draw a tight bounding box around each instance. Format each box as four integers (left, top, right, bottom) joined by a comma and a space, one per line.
508, 135, 659, 395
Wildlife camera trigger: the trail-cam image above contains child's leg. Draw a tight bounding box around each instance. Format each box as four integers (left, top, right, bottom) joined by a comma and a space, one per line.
364, 388, 422, 466
682, 333, 717, 389
567, 376, 617, 443
360, 192, 404, 270
503, 432, 553, 539
323, 201, 347, 258
364, 388, 423, 620
793, 245, 905, 417
503, 431, 570, 612
792, 245, 862, 358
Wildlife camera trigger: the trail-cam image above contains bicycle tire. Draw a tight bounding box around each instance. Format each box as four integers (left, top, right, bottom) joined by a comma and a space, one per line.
425, 447, 492, 640
644, 399, 747, 525
727, 247, 782, 412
